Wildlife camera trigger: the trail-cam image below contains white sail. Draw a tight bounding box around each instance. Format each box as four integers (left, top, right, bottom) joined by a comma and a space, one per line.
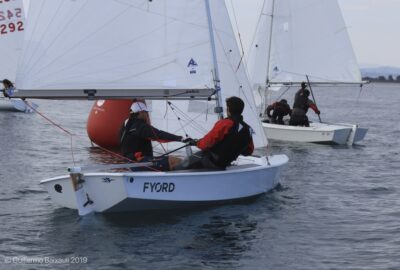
15, 0, 267, 147
0, 0, 25, 81
247, 0, 362, 85
16, 0, 219, 98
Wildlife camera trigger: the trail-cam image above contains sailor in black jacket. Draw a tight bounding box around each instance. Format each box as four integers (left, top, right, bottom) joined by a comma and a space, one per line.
120, 102, 190, 171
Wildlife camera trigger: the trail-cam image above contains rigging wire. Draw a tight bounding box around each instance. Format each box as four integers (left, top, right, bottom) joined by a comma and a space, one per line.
275, 85, 292, 101
166, 101, 190, 138
166, 102, 209, 134
228, 0, 245, 72
211, 20, 260, 119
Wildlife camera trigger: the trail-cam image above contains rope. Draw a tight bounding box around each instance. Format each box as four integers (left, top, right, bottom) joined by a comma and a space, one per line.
22, 101, 161, 172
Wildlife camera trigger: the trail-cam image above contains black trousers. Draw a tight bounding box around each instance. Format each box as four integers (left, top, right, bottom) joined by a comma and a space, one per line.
174, 151, 224, 170
289, 114, 310, 127
271, 111, 286, 125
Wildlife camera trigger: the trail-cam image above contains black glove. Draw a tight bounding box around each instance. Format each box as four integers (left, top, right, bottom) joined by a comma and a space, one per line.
181, 137, 193, 143
188, 139, 198, 146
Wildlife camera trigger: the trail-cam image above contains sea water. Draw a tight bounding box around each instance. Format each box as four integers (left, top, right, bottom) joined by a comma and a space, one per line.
0, 83, 399, 269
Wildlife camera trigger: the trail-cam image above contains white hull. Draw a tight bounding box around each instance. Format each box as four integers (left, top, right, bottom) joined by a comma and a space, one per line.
0, 98, 38, 113
40, 155, 288, 214
263, 122, 367, 145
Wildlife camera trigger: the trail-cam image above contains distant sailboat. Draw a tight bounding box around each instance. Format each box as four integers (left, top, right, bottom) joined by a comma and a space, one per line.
0, 0, 37, 112
247, 0, 367, 145
14, 0, 288, 215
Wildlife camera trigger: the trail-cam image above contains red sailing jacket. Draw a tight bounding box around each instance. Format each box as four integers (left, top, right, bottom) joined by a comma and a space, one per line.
197, 117, 254, 157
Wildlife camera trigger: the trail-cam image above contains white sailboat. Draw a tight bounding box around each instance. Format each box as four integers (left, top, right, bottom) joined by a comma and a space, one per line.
247, 0, 367, 145
14, 0, 288, 215
0, 0, 37, 112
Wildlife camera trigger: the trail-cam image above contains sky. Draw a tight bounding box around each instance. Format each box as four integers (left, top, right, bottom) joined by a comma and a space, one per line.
22, 0, 400, 68
337, 0, 400, 67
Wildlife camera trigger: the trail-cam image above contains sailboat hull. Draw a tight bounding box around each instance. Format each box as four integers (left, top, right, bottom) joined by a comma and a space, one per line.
0, 98, 38, 113
40, 155, 288, 214
263, 122, 367, 145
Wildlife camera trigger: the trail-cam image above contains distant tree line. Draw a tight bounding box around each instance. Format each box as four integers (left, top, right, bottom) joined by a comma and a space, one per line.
362, 75, 400, 83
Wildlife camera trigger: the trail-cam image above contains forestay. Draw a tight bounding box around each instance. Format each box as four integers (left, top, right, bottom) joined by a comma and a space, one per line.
247, 0, 362, 87
0, 0, 25, 81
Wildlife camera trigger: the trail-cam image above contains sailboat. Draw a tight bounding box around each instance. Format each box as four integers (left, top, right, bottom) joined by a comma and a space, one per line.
13, 0, 288, 215
0, 0, 37, 112
247, 0, 368, 145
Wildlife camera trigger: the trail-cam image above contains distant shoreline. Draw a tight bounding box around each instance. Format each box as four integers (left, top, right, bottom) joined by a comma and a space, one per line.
362, 77, 400, 84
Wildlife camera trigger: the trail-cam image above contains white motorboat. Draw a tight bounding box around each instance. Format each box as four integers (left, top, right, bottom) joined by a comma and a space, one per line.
14, 0, 288, 215
247, 0, 368, 145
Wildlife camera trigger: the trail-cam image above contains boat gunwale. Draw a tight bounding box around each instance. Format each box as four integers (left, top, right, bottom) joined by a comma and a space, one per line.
40, 155, 288, 184
262, 122, 355, 132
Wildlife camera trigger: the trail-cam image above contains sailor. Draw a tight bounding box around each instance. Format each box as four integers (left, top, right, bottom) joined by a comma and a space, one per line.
264, 99, 292, 125
175, 96, 254, 170
289, 82, 320, 127
120, 101, 191, 171
2, 79, 15, 98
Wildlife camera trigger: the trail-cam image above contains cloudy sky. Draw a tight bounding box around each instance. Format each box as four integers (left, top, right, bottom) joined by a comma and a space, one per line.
22, 0, 399, 67
338, 0, 399, 67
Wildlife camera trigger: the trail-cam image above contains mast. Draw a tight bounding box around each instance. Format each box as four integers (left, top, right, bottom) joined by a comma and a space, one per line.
265, 0, 275, 88
205, 0, 224, 120
261, 0, 275, 116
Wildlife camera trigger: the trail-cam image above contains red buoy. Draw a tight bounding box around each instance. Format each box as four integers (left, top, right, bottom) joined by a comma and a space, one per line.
86, 100, 134, 149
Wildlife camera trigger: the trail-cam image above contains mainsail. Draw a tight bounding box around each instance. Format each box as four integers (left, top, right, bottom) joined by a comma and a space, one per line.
0, 0, 25, 81
247, 0, 362, 87
15, 0, 267, 147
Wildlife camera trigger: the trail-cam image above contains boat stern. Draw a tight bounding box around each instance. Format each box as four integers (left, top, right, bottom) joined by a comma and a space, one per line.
40, 173, 129, 214
40, 176, 79, 210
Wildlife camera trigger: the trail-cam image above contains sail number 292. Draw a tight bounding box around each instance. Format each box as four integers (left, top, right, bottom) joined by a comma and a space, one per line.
0, 21, 23, 35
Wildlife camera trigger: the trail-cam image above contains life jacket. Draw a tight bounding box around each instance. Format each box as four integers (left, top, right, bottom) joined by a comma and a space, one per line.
209, 117, 252, 168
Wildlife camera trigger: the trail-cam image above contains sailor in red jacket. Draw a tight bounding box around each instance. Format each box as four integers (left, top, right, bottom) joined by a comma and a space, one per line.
175, 96, 254, 170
